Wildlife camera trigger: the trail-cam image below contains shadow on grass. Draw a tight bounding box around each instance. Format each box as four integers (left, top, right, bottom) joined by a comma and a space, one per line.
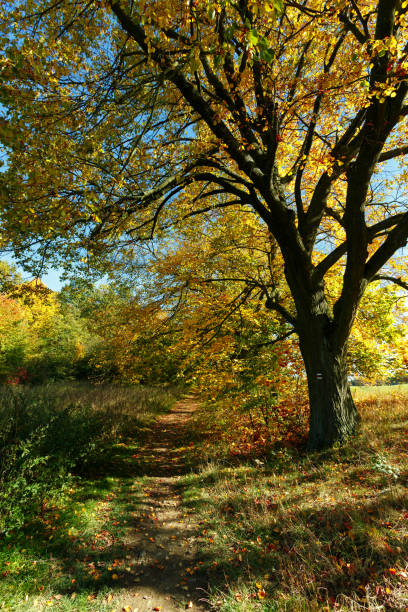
3, 392, 407, 610
177, 455, 408, 609
0, 472, 209, 609
0, 394, 211, 610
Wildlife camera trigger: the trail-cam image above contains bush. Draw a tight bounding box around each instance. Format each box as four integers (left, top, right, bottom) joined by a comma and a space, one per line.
0, 382, 177, 534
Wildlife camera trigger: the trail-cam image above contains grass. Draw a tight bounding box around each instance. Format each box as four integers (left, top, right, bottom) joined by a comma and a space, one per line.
0, 382, 178, 611
178, 389, 408, 611
1, 382, 408, 610
351, 384, 408, 400
0, 478, 145, 610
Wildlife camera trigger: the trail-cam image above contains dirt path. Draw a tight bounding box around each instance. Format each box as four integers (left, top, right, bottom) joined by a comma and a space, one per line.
115, 396, 209, 612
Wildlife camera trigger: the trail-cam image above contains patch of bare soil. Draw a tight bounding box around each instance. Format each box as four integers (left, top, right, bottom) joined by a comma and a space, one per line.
115, 396, 209, 612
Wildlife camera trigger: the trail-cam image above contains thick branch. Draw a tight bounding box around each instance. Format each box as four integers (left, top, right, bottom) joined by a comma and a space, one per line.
313, 213, 407, 282
264, 293, 297, 327
370, 275, 408, 291
338, 11, 367, 44
364, 212, 408, 281
109, 0, 266, 189
379, 144, 408, 162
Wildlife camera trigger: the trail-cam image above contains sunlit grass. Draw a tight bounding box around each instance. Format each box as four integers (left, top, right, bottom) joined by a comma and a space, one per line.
2, 382, 408, 610
0, 475, 153, 610
351, 383, 408, 400
179, 392, 408, 611
0, 382, 178, 610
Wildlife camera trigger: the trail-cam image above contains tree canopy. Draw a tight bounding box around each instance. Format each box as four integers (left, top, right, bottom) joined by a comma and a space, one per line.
0, 0, 407, 447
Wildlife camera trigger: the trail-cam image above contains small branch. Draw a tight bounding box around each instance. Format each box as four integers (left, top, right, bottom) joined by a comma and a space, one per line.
233, 330, 295, 360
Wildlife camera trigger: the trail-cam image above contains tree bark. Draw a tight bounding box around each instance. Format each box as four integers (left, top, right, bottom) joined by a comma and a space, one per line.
297, 320, 360, 450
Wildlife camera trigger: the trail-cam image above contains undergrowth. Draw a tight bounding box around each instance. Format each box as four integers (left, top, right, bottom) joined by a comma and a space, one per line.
0, 382, 177, 536
1, 382, 408, 611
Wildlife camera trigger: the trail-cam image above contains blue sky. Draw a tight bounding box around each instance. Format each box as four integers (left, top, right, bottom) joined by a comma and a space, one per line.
2, 253, 64, 291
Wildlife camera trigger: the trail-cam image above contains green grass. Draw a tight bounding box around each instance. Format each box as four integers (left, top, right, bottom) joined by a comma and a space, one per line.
2, 382, 408, 610
178, 392, 408, 611
0, 477, 147, 610
0, 382, 178, 610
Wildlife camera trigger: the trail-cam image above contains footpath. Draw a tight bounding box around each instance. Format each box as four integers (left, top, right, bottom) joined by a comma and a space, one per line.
114, 396, 208, 612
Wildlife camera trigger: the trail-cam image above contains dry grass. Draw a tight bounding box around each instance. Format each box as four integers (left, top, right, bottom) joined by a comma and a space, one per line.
352, 384, 408, 400
180, 392, 408, 611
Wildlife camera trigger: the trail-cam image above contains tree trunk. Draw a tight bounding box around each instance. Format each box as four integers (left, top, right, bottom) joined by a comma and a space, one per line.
297, 323, 360, 450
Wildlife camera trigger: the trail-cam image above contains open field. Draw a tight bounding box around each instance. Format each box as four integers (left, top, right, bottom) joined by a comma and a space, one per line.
351, 384, 408, 400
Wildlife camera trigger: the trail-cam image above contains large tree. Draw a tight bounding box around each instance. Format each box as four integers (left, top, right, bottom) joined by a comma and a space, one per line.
0, 0, 407, 448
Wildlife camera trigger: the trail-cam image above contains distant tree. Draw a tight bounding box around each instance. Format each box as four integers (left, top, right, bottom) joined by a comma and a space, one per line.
0, 260, 22, 294
0, 294, 28, 383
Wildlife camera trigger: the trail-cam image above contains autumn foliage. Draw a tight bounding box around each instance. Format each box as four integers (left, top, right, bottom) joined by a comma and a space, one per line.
1, 0, 408, 447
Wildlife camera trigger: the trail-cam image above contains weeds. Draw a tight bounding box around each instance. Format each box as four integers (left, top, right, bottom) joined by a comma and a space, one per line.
0, 382, 177, 535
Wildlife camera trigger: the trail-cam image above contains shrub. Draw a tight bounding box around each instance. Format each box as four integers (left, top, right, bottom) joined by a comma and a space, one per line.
0, 382, 177, 534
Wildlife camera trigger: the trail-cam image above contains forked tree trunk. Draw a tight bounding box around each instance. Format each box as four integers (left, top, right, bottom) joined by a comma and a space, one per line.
297, 322, 360, 450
